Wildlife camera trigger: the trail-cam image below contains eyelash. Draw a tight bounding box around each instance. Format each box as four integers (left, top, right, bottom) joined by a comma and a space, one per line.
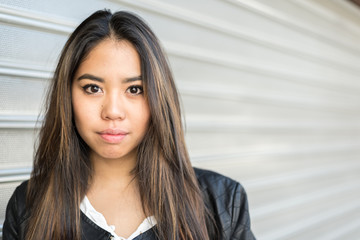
81, 84, 144, 95
127, 85, 143, 95
82, 84, 102, 95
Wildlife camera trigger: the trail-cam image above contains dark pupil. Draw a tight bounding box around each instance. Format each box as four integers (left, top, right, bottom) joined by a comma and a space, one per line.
90, 86, 99, 92
130, 87, 137, 94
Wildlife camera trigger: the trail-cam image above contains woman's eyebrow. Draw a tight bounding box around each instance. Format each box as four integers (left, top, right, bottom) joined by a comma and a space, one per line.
76, 74, 141, 83
77, 74, 104, 82
122, 76, 142, 83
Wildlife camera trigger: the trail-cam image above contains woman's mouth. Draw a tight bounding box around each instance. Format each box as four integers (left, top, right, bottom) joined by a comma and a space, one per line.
98, 129, 128, 143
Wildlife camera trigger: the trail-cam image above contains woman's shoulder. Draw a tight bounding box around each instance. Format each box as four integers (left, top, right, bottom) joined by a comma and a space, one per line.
193, 167, 250, 218
3, 180, 30, 239
11, 180, 28, 203
13, 180, 29, 195
194, 167, 244, 195
6, 180, 29, 219
193, 168, 256, 239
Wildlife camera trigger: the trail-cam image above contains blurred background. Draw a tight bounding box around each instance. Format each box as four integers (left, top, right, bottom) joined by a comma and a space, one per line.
1, 0, 360, 239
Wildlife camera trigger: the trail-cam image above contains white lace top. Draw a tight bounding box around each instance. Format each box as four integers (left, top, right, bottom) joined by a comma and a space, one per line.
80, 196, 157, 240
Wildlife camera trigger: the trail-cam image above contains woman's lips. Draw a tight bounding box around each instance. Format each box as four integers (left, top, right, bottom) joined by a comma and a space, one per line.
98, 129, 128, 143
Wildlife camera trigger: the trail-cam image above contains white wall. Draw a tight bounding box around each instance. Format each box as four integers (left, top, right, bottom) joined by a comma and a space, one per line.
1, 0, 360, 239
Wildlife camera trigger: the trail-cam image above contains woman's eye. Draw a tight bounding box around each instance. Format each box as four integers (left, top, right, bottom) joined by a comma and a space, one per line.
83, 84, 102, 94
127, 86, 143, 95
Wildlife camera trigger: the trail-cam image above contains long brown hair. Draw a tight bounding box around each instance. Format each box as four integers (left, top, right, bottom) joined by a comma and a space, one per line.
26, 10, 212, 240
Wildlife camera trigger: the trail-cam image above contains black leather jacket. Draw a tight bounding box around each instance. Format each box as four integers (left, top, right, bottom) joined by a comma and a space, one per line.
3, 168, 256, 240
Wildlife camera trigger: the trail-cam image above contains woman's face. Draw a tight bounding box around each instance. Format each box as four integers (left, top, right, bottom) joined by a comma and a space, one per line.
72, 39, 150, 163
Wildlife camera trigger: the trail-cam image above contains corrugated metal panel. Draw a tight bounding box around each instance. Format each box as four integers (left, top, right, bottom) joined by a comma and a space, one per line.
1, 0, 360, 239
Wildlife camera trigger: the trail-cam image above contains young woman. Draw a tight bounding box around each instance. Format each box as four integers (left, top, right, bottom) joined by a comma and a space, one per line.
3, 10, 256, 240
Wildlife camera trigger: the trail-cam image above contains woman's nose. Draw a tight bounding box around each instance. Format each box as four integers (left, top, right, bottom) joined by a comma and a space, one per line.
101, 93, 126, 120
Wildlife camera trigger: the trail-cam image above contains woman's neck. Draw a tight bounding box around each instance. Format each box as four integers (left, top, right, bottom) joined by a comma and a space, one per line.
88, 150, 138, 193
85, 151, 146, 238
